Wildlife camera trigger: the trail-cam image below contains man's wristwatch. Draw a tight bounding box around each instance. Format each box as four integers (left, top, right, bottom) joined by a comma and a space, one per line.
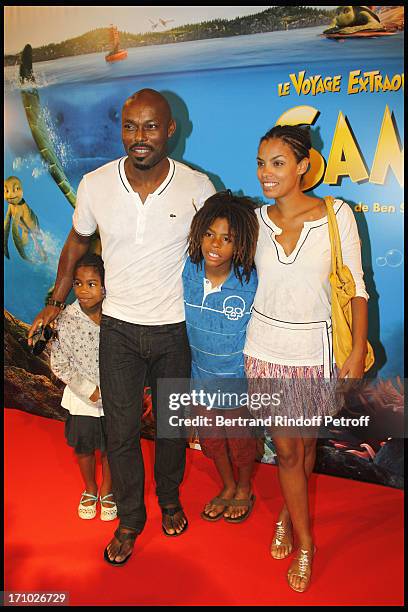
46, 298, 66, 309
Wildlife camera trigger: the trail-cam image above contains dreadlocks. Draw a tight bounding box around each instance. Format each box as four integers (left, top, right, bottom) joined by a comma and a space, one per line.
188, 190, 259, 284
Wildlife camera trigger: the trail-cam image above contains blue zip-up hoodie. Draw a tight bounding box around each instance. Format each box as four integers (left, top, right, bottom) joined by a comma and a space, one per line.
182, 257, 258, 380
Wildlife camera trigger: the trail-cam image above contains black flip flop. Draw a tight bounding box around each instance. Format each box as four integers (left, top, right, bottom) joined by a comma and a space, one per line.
103, 527, 137, 566
162, 505, 188, 537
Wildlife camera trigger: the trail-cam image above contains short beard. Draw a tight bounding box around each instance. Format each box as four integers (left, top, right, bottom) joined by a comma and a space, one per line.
128, 149, 166, 172
133, 160, 154, 171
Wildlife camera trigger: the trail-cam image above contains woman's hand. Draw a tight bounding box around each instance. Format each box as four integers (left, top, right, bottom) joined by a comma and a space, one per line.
338, 349, 366, 393
339, 350, 365, 379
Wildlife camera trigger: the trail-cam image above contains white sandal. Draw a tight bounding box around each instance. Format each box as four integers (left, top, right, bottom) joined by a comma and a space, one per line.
78, 491, 98, 519
100, 493, 117, 521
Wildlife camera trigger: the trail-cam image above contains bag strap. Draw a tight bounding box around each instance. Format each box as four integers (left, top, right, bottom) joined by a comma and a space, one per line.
324, 196, 344, 274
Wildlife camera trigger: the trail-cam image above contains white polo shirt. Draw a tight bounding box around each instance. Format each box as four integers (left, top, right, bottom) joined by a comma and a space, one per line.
73, 157, 216, 325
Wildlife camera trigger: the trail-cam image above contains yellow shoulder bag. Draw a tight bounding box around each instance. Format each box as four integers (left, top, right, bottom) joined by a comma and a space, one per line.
324, 196, 374, 373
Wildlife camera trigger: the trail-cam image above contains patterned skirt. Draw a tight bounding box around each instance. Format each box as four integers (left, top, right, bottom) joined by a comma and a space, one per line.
244, 355, 341, 421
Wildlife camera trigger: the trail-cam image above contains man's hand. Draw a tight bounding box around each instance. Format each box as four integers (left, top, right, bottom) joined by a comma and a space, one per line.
27, 227, 92, 346
27, 305, 62, 346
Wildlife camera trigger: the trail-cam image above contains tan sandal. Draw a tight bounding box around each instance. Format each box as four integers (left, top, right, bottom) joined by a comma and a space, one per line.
270, 519, 293, 559
201, 497, 231, 522
224, 493, 256, 523
287, 547, 315, 593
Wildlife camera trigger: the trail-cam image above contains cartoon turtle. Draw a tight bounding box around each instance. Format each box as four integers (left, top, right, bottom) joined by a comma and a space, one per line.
4, 176, 47, 262
323, 6, 385, 35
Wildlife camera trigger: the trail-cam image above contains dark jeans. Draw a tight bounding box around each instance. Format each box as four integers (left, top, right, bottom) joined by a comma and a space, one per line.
99, 315, 191, 532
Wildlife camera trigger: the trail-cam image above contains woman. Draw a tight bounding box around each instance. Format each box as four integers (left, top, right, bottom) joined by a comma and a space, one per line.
244, 125, 369, 592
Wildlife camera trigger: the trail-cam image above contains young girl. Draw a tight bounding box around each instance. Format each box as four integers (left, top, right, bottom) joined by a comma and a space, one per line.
244, 125, 369, 592
182, 191, 259, 523
50, 253, 117, 521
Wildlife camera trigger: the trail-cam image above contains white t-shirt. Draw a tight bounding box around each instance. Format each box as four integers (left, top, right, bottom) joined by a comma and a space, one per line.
73, 157, 216, 325
244, 200, 369, 369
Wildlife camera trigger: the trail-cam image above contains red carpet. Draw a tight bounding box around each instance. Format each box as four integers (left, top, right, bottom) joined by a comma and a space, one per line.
4, 409, 404, 606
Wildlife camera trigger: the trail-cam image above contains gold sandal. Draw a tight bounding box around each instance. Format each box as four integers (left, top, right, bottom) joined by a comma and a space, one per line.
287, 547, 315, 593
270, 519, 293, 559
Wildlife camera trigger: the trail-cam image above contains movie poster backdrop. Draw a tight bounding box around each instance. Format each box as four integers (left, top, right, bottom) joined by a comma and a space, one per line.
4, 7, 404, 487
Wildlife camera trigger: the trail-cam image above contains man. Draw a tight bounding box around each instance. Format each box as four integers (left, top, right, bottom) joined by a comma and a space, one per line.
28, 89, 216, 565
